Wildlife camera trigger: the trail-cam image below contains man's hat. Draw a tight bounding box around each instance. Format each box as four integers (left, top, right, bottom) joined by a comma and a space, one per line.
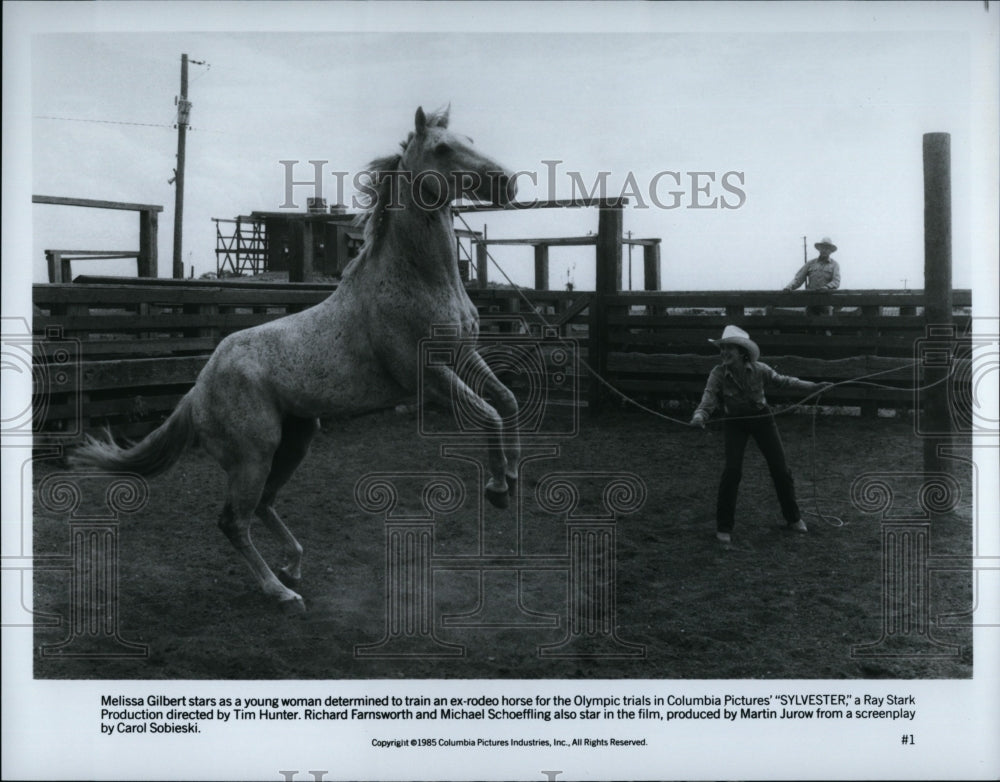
815, 237, 837, 252
709, 325, 760, 362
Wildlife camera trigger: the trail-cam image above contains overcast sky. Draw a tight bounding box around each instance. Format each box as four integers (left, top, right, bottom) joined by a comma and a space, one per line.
7, 2, 999, 295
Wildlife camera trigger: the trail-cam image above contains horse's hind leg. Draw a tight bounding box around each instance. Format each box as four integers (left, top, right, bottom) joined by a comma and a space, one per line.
219, 453, 306, 613
256, 416, 320, 588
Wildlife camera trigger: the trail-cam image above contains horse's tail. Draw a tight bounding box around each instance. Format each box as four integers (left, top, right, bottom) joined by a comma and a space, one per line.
68, 392, 196, 478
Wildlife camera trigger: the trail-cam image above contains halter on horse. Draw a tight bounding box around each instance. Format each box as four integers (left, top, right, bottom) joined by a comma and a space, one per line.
70, 106, 520, 612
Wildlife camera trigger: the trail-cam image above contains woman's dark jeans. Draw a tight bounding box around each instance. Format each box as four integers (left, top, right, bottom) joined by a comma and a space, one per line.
716, 411, 800, 532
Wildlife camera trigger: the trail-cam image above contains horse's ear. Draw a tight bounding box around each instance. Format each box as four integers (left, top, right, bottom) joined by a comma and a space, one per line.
437, 103, 450, 129
415, 106, 427, 134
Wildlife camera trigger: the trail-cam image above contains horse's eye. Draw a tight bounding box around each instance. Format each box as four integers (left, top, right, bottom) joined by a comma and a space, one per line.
434, 142, 452, 155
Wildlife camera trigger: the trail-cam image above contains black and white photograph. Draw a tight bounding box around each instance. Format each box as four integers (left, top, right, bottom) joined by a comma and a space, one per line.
3, 1, 998, 780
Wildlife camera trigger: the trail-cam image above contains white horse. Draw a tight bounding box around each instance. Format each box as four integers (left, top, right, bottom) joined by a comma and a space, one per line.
70, 106, 520, 612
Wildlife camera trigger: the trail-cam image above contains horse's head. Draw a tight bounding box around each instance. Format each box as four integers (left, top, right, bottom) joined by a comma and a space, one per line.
401, 106, 517, 209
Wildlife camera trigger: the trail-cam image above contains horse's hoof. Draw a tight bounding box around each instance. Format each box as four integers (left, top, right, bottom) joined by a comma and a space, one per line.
505, 477, 517, 500
279, 595, 306, 615
277, 568, 300, 589
485, 487, 509, 509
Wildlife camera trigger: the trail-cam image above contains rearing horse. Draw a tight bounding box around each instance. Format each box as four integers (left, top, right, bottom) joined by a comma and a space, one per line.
70, 106, 520, 612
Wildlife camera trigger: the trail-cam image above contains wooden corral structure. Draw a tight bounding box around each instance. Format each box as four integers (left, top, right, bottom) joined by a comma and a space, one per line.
34, 195, 162, 283
212, 215, 268, 277
211, 196, 658, 288
213, 200, 485, 283
31, 278, 972, 438
455, 198, 661, 291
213, 199, 363, 281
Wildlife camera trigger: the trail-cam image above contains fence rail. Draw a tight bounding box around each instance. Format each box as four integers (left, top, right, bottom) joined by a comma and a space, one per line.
30, 280, 972, 436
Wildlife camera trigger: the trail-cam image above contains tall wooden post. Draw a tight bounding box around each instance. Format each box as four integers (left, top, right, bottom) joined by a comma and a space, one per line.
172, 54, 190, 279
922, 133, 953, 476
534, 243, 549, 290
138, 208, 158, 277
591, 204, 623, 413
474, 242, 488, 287
475, 224, 489, 287
643, 241, 661, 291
595, 205, 623, 296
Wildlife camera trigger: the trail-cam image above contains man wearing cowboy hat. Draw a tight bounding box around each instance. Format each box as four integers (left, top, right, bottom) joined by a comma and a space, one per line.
784, 237, 841, 292
690, 325, 833, 543
783, 237, 841, 316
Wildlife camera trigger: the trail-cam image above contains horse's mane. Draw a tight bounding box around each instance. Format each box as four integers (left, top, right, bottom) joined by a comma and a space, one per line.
351, 152, 404, 253
343, 108, 450, 279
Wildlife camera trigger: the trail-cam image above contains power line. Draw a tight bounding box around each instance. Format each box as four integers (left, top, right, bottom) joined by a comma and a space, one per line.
34, 115, 174, 130
35, 113, 259, 139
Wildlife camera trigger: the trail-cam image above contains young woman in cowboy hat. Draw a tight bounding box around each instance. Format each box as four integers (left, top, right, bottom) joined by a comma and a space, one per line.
690, 325, 832, 543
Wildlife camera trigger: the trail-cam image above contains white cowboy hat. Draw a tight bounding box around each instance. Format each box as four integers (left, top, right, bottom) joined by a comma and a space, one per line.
814, 237, 837, 252
709, 325, 760, 362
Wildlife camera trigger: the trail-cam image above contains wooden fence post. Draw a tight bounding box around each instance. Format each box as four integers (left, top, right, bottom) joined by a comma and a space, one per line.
45, 251, 66, 284
595, 205, 623, 296
592, 204, 623, 412
534, 244, 549, 291
138, 208, 159, 278
922, 133, 953, 476
643, 241, 661, 291
475, 241, 488, 287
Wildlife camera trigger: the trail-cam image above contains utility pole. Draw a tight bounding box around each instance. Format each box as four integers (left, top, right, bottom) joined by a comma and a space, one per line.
802, 236, 807, 263
172, 53, 191, 279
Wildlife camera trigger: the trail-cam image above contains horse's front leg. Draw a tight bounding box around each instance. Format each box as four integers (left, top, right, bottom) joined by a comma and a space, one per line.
456, 348, 521, 495
423, 363, 511, 509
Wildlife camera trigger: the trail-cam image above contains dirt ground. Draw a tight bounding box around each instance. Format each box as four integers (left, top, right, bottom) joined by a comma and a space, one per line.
32, 406, 974, 680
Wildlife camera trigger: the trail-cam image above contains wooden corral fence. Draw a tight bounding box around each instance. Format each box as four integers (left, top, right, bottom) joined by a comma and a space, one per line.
32, 277, 334, 438
468, 286, 972, 416
33, 196, 162, 283
31, 277, 971, 438
594, 289, 972, 416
